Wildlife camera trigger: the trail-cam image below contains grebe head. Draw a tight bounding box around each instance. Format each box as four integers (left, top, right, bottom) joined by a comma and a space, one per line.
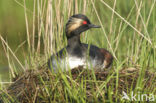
65, 14, 101, 39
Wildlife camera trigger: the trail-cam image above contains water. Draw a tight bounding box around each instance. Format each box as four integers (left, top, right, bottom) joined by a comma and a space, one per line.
0, 66, 9, 82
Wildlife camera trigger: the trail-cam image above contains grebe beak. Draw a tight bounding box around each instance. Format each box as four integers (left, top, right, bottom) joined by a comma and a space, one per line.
89, 24, 101, 28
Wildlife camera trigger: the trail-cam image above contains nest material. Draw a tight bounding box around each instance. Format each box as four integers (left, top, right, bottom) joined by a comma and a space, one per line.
0, 66, 156, 103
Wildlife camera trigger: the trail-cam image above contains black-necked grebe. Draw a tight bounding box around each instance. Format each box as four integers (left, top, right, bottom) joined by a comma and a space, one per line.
48, 14, 113, 72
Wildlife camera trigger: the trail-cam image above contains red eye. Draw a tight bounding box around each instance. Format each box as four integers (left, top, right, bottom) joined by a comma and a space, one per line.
83, 21, 87, 25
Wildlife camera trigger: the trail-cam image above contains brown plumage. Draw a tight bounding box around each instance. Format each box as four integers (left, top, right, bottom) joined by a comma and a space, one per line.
99, 49, 113, 68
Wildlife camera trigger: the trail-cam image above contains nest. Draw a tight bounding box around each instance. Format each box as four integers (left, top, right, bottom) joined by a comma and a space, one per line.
0, 65, 156, 103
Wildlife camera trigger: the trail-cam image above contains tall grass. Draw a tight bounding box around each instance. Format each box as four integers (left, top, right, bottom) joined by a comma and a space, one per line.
0, 0, 156, 102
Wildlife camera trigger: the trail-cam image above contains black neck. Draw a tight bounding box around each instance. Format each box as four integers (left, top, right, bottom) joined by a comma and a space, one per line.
66, 25, 90, 47
67, 35, 81, 47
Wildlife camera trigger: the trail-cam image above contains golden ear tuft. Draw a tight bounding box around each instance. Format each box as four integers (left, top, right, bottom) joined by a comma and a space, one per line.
66, 18, 83, 35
